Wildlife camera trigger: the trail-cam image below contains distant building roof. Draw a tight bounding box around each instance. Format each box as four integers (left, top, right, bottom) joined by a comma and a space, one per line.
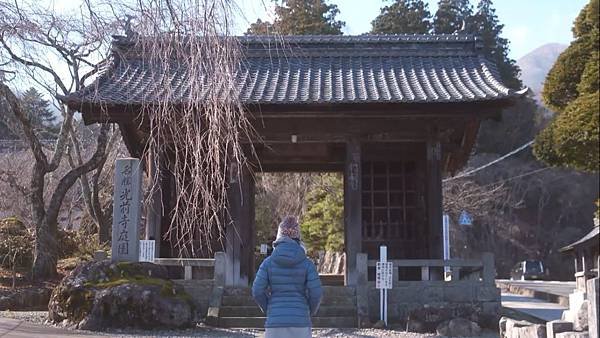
560, 225, 599, 253
62, 34, 526, 108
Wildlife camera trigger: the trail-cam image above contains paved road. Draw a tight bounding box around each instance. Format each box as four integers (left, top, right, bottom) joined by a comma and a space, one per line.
497, 280, 576, 297
0, 317, 98, 337
501, 293, 567, 322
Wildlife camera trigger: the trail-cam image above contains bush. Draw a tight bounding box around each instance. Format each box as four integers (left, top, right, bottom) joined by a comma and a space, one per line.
0, 217, 34, 270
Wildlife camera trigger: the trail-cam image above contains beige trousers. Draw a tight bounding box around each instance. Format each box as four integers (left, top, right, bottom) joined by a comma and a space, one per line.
264, 327, 311, 338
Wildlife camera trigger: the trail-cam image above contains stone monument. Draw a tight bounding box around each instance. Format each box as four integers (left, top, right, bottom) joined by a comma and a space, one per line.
111, 158, 142, 262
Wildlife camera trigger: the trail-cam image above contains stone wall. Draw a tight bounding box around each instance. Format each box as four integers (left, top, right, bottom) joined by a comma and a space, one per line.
0, 287, 52, 311
366, 281, 501, 329
174, 279, 214, 320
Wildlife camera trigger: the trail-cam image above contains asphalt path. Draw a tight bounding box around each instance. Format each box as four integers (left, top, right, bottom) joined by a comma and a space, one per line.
0, 317, 98, 338
496, 280, 576, 297
501, 293, 567, 322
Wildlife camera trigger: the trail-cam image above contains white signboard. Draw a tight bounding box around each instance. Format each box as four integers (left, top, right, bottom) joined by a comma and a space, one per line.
139, 240, 156, 262
260, 244, 268, 255
111, 158, 142, 262
376, 262, 393, 289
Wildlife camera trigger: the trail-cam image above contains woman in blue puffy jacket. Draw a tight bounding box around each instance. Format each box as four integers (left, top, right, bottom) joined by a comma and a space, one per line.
252, 216, 322, 338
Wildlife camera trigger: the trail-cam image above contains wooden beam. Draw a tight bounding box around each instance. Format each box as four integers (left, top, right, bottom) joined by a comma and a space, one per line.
145, 151, 163, 258
344, 138, 362, 286
426, 138, 443, 260
225, 164, 254, 286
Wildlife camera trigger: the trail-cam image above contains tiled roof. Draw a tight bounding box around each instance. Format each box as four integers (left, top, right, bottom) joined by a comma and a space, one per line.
560, 226, 599, 252
63, 35, 525, 107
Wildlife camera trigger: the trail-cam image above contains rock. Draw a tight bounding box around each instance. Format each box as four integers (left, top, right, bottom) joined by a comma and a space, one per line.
48, 260, 192, 330
436, 318, 482, 337
574, 300, 589, 331
517, 324, 546, 338
407, 318, 426, 333
556, 332, 590, 338
373, 320, 386, 329
358, 316, 372, 328
406, 304, 485, 332
506, 318, 533, 338
499, 316, 509, 338
0, 296, 13, 310
547, 320, 574, 338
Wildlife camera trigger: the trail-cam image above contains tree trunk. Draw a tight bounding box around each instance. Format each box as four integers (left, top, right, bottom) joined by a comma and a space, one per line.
32, 218, 58, 279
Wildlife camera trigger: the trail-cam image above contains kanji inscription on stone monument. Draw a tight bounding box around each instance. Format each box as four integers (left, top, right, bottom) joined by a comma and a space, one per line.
111, 158, 142, 262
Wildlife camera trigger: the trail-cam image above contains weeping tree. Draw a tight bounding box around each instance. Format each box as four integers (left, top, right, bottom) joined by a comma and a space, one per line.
100, 0, 254, 257
0, 0, 250, 277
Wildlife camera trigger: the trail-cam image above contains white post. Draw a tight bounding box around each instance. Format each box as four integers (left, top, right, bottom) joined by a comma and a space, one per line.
443, 214, 450, 279
380, 245, 387, 326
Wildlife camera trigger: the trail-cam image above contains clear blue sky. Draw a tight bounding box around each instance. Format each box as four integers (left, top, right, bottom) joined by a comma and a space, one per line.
235, 0, 588, 59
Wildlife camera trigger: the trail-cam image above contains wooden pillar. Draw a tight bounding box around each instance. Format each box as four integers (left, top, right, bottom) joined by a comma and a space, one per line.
344, 138, 362, 286
240, 173, 256, 284
226, 164, 254, 287
145, 152, 163, 258
159, 165, 175, 258
427, 138, 443, 259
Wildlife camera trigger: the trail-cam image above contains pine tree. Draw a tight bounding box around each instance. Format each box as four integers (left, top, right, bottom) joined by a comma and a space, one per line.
534, 0, 599, 172
246, 19, 274, 35
20, 87, 55, 129
246, 0, 345, 35
432, 0, 472, 34
370, 0, 432, 34
469, 0, 522, 89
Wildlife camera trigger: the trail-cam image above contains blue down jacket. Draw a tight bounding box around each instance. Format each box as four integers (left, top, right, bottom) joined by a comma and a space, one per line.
251, 237, 322, 328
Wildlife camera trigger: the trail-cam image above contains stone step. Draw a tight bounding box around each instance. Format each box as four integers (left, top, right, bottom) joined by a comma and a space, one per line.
218, 316, 357, 328
223, 287, 251, 297
320, 274, 345, 286
221, 294, 356, 307
220, 305, 356, 317
224, 286, 355, 297
221, 295, 257, 306
316, 306, 357, 317
322, 286, 355, 297
321, 295, 356, 307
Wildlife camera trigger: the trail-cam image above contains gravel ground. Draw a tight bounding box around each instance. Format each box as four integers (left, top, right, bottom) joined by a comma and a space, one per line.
0, 311, 497, 337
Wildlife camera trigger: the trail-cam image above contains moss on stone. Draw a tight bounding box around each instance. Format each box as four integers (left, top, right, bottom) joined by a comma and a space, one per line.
83, 264, 193, 305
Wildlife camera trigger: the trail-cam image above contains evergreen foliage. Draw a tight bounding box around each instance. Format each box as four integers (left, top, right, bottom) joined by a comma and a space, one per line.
535, 0, 599, 172
370, 0, 431, 34
432, 0, 472, 34
246, 0, 345, 35
370, 0, 522, 89
247, 19, 274, 35
20, 87, 56, 130
468, 0, 522, 89
300, 174, 344, 256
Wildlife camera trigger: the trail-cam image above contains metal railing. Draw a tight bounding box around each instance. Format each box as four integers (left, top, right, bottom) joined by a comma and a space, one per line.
153, 252, 226, 283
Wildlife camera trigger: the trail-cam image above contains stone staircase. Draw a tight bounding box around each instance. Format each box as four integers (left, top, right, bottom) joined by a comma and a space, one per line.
216, 286, 357, 328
